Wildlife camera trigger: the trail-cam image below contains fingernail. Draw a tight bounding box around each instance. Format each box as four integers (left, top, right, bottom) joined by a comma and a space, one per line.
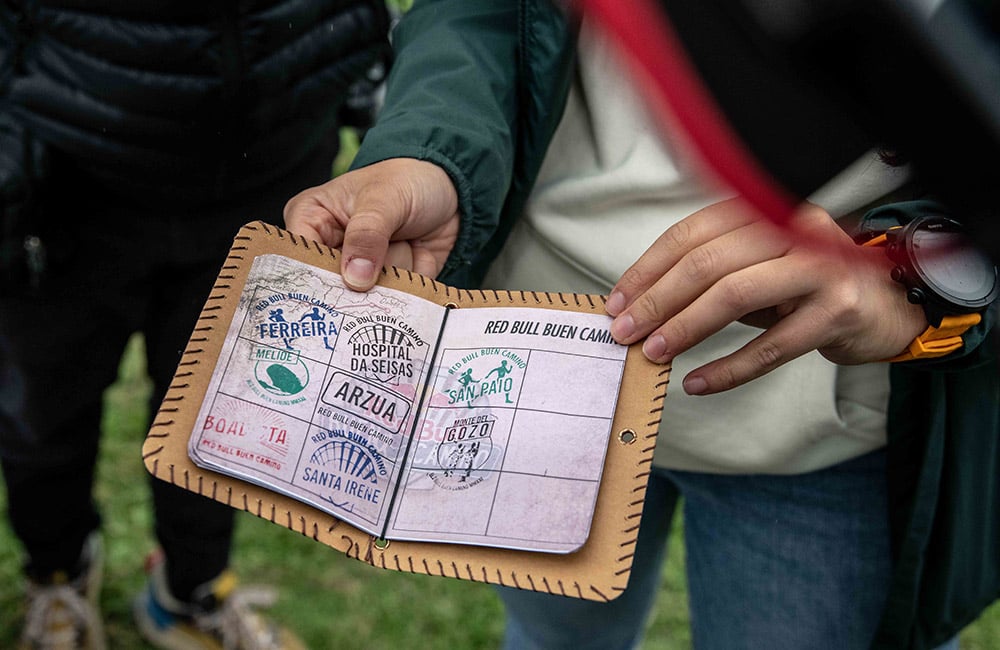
344, 257, 376, 289
610, 313, 635, 342
606, 290, 626, 316
642, 334, 667, 362
683, 375, 708, 395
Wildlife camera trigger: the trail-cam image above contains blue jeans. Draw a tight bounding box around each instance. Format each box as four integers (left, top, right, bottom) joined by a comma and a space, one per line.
497, 449, 961, 650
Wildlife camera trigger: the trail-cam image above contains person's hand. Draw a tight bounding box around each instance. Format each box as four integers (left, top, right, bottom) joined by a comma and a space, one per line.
605, 197, 928, 395
284, 158, 460, 291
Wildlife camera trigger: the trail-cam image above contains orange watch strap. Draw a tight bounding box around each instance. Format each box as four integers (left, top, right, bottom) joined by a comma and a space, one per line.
861, 230, 981, 362
861, 233, 891, 248
885, 313, 982, 362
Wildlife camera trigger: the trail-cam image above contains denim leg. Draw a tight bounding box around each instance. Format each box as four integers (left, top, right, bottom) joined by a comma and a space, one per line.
496, 469, 679, 650
672, 449, 892, 650
496, 449, 966, 648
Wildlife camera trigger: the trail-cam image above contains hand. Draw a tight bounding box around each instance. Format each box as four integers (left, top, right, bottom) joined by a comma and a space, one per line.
283, 158, 460, 291
605, 198, 928, 395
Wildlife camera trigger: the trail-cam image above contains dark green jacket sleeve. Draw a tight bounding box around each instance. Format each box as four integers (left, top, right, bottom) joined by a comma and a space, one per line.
870, 248, 1000, 650
875, 319, 1000, 649
862, 199, 1000, 648
350, 0, 576, 288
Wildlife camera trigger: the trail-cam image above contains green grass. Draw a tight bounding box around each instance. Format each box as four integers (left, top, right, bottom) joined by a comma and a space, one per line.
2, 334, 999, 648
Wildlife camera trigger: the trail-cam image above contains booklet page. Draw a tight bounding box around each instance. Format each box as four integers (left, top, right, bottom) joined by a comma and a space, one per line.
385, 307, 627, 553
188, 254, 445, 536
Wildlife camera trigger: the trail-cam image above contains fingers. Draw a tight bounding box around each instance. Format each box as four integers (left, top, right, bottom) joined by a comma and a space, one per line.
639, 254, 820, 362
283, 193, 347, 250
609, 216, 791, 345
606, 197, 763, 316
680, 306, 829, 395
385, 241, 415, 272
283, 158, 460, 292
411, 241, 448, 279
678, 250, 897, 395
338, 161, 458, 289
604, 199, 915, 395
339, 207, 403, 290
624, 233, 925, 395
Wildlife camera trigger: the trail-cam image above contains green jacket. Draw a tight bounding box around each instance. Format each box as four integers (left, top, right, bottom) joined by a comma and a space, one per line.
869, 203, 1000, 649
351, 0, 576, 289
353, 2, 1000, 647
878, 309, 1000, 649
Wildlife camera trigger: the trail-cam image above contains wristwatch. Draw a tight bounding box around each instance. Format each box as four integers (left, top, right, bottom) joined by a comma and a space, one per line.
857, 213, 999, 361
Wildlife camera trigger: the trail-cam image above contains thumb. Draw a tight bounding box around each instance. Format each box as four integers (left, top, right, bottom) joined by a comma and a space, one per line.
340, 185, 405, 291
340, 159, 458, 291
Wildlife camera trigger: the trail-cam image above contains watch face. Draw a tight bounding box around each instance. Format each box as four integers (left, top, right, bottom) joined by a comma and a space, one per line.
911, 227, 998, 307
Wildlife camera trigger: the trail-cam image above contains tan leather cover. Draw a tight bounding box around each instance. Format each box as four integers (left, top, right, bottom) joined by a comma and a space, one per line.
142, 221, 669, 601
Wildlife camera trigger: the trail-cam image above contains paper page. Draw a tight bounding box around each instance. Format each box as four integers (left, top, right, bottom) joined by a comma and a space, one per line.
187, 254, 446, 536
385, 307, 628, 553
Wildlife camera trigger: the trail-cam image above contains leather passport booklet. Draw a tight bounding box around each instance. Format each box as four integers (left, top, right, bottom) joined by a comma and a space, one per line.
142, 221, 669, 601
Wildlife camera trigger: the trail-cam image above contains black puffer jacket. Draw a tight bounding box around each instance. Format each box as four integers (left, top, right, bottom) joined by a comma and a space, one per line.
0, 0, 389, 203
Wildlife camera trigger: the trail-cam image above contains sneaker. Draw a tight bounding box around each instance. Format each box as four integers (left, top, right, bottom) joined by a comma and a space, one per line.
133, 551, 305, 650
19, 533, 106, 650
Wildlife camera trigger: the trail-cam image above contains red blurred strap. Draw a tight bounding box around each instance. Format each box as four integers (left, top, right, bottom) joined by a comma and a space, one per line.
573, 0, 798, 225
